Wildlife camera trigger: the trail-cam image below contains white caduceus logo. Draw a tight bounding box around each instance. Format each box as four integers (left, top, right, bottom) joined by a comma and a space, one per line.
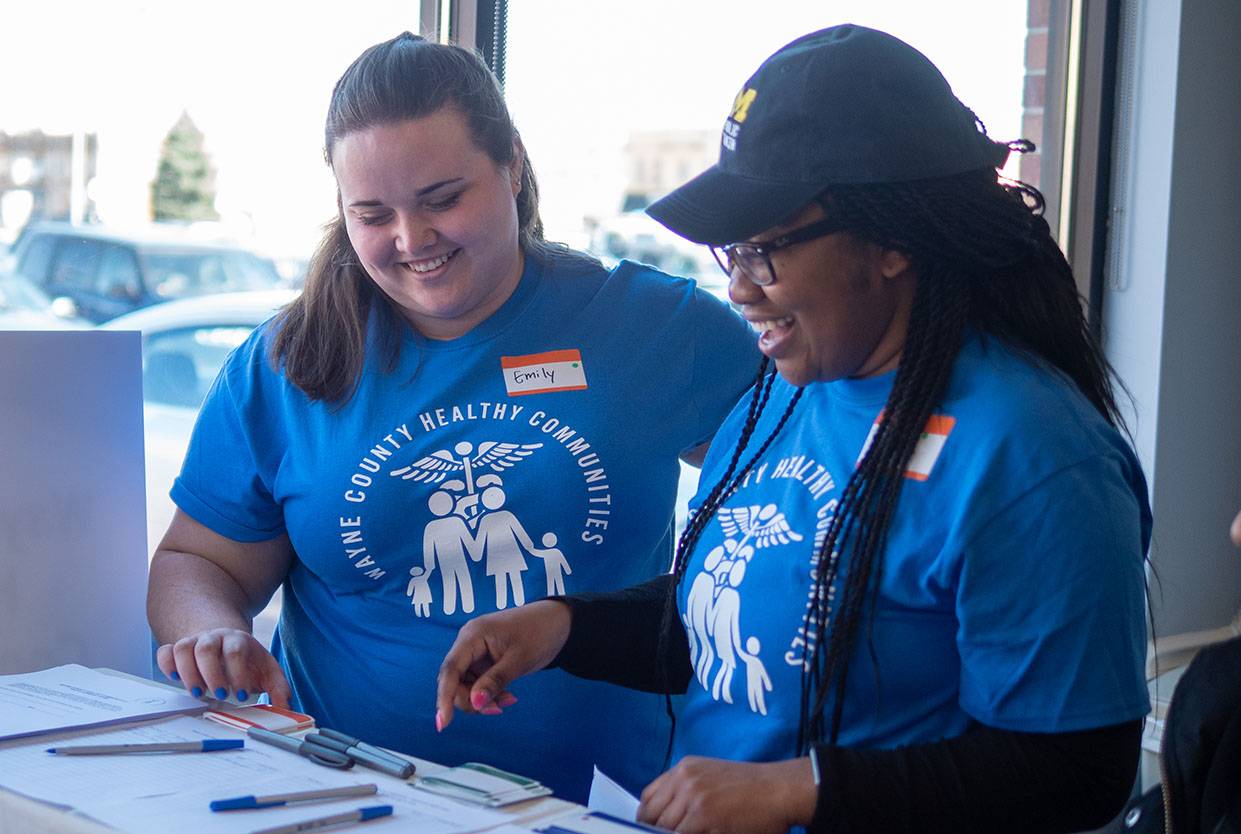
683, 504, 803, 715
391, 440, 543, 523
392, 440, 570, 616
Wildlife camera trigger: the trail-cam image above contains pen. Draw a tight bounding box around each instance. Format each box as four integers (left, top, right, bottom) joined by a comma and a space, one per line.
305, 732, 415, 779
318, 728, 416, 775
46, 739, 244, 755
247, 727, 353, 769
246, 804, 393, 834
210, 784, 378, 811
589, 811, 675, 833
539, 814, 674, 834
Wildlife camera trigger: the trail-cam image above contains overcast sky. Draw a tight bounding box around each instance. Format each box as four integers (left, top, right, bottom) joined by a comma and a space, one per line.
1, 1, 1027, 255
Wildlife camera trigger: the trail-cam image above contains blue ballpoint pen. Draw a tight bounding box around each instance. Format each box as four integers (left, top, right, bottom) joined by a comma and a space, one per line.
247, 804, 393, 834
539, 813, 675, 834
210, 784, 378, 811
589, 812, 674, 832
47, 739, 244, 755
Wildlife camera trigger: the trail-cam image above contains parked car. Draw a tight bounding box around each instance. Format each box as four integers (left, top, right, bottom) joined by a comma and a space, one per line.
100, 288, 298, 543
100, 288, 297, 647
0, 268, 88, 330
585, 210, 730, 302
11, 221, 285, 323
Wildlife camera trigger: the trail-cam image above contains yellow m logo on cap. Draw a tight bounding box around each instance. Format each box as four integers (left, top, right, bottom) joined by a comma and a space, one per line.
730, 88, 758, 123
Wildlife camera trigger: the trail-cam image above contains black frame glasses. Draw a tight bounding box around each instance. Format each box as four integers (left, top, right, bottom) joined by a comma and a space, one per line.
711, 216, 850, 286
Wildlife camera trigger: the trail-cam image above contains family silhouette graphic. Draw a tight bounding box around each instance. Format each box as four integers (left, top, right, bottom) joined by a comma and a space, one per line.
396, 440, 567, 615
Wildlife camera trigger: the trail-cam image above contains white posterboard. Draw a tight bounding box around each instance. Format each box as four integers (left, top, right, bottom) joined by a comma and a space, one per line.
0, 330, 150, 677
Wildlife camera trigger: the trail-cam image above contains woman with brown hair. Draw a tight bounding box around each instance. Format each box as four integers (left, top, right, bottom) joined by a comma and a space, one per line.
147, 32, 758, 802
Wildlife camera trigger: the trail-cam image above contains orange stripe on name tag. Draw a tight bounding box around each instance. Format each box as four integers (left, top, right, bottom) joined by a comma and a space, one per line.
500, 350, 582, 368
501, 350, 588, 396
920, 415, 955, 436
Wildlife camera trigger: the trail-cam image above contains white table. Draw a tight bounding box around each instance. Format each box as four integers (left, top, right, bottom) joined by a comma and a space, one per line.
0, 672, 578, 834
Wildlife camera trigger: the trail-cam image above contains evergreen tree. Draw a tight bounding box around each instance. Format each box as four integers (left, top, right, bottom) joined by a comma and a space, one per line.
150, 111, 219, 221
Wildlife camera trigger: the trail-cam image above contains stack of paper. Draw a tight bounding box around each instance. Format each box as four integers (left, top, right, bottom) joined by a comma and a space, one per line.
0, 665, 205, 741
414, 762, 552, 806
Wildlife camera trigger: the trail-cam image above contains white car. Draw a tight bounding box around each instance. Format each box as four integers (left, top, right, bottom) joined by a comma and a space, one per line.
101, 289, 298, 646
100, 288, 298, 549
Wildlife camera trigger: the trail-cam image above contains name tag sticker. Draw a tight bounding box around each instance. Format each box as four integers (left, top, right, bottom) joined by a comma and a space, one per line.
904, 414, 955, 481
501, 349, 588, 396
858, 412, 956, 481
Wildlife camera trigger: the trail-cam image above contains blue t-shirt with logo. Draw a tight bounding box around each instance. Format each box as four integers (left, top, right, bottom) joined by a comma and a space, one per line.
672, 335, 1151, 765
171, 252, 759, 801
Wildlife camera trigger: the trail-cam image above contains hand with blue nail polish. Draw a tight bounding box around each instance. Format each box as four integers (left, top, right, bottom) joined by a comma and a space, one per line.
155, 627, 290, 709
149, 516, 294, 710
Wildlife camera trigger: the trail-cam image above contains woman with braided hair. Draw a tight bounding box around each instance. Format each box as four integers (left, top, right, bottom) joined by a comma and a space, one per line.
437, 24, 1151, 834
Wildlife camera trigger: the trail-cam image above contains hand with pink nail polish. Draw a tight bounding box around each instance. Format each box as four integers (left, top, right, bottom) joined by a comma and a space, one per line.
473, 691, 503, 715
435, 600, 569, 731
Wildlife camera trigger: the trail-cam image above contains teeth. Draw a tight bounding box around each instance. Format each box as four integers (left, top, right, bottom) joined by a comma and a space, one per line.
750, 317, 793, 334
408, 251, 454, 273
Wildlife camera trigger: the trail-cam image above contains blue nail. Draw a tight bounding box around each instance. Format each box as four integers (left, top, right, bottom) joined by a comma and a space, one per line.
170, 670, 180, 681
237, 690, 248, 702
191, 686, 203, 698
214, 688, 228, 700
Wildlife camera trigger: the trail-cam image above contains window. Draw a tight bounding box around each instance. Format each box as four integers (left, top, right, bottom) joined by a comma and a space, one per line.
1, 0, 1038, 652
503, 1, 1031, 285
501, 1, 1033, 518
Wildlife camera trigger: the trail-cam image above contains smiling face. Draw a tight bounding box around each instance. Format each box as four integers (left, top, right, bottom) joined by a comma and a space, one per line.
332, 109, 524, 340
728, 200, 917, 387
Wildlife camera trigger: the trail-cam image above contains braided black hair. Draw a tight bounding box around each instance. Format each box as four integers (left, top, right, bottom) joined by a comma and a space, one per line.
657, 355, 804, 688
661, 165, 1127, 753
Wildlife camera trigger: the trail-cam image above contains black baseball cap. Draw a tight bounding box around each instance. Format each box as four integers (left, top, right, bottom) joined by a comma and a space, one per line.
646, 24, 1012, 246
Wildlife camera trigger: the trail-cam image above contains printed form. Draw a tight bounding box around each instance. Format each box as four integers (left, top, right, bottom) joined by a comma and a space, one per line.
0, 714, 542, 834
0, 665, 204, 741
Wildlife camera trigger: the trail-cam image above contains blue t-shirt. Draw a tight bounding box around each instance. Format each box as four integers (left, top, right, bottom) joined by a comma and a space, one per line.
673, 335, 1151, 764
172, 253, 759, 801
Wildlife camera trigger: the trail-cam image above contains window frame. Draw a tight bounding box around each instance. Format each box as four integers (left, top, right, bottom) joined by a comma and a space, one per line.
1039, 0, 1123, 331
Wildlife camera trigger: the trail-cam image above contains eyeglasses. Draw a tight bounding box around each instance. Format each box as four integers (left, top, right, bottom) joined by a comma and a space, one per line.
711, 216, 850, 286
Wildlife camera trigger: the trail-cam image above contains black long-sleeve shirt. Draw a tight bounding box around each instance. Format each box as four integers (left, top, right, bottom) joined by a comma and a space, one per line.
551, 574, 1140, 834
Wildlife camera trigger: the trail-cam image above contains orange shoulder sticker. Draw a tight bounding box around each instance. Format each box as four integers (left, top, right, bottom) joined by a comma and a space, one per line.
904, 414, 955, 481
857, 412, 956, 481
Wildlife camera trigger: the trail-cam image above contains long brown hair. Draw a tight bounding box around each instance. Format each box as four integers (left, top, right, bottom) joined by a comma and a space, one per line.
270, 32, 556, 404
